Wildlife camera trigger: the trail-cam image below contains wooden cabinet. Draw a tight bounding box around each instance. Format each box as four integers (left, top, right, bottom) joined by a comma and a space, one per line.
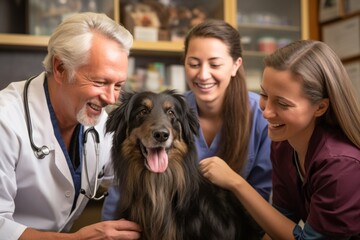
236, 0, 309, 91
0, 0, 309, 92
0, 0, 235, 91
0, 0, 235, 53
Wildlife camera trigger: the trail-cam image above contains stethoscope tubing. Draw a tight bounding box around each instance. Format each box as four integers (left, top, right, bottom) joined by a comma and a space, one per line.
23, 75, 107, 200
81, 127, 107, 201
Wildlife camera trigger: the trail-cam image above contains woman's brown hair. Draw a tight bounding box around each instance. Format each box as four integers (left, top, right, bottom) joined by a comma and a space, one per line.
264, 40, 360, 148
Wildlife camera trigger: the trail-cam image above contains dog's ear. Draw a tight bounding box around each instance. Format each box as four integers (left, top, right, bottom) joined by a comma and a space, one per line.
106, 105, 125, 134
105, 91, 135, 143
169, 90, 200, 139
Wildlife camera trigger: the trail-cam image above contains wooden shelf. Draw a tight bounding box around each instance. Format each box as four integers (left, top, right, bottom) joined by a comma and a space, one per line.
132, 41, 183, 55
0, 33, 184, 54
238, 23, 300, 32
0, 34, 49, 49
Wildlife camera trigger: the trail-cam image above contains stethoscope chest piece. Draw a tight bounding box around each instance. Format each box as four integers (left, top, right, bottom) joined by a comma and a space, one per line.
34, 145, 50, 159
23, 75, 50, 159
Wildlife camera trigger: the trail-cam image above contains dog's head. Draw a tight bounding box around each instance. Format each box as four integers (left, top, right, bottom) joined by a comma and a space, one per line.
106, 90, 199, 173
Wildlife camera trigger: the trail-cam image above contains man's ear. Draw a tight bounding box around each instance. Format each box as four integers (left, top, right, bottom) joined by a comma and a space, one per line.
315, 98, 329, 117
53, 56, 66, 83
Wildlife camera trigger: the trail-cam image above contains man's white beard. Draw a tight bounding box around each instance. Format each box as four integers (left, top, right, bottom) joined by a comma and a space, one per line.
76, 104, 102, 127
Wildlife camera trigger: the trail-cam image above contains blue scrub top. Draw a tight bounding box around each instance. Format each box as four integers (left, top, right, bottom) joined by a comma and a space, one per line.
184, 91, 272, 200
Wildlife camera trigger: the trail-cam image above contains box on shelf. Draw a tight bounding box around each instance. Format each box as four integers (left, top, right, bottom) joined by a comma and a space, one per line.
166, 65, 186, 93
345, 0, 360, 15
318, 0, 344, 23
134, 26, 158, 42
322, 16, 360, 59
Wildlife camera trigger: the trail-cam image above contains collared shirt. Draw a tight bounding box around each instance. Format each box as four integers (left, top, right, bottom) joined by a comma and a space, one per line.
44, 78, 83, 211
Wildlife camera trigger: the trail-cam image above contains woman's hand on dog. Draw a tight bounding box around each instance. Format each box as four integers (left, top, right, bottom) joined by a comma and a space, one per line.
74, 219, 142, 240
200, 157, 243, 192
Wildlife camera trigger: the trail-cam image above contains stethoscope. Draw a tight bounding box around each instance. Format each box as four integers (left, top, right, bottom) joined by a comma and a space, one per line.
23, 75, 107, 200
80, 127, 108, 200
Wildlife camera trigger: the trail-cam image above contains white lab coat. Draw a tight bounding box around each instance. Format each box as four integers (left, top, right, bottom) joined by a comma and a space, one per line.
0, 72, 114, 239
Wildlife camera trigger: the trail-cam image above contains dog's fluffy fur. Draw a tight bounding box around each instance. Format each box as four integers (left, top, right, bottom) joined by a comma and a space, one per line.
106, 90, 262, 240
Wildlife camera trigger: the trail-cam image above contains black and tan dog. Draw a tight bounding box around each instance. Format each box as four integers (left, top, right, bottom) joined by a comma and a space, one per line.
106, 90, 262, 240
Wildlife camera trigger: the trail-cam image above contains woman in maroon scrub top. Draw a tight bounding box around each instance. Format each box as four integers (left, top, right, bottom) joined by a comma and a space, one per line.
200, 40, 360, 239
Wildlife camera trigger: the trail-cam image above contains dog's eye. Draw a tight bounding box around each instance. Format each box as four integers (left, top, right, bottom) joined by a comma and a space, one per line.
138, 109, 149, 117
167, 110, 175, 118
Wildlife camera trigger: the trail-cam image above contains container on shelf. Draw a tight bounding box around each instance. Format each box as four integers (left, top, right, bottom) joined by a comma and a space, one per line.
257, 36, 277, 53
277, 38, 292, 49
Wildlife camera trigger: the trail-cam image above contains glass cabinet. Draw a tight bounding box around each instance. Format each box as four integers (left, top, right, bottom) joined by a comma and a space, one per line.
0, 0, 235, 92
0, 0, 308, 92
236, 0, 308, 91
0, 0, 234, 53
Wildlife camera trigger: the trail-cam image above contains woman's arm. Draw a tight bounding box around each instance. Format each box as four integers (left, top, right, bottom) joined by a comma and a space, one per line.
200, 157, 296, 240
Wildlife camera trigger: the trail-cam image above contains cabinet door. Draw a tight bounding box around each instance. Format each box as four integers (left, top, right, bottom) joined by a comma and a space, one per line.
120, 0, 231, 54
118, 0, 232, 92
236, 0, 305, 92
0, 0, 235, 92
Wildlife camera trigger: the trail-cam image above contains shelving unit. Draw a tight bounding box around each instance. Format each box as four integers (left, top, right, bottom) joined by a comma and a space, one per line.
0, 0, 234, 52
0, 0, 309, 92
0, 0, 236, 92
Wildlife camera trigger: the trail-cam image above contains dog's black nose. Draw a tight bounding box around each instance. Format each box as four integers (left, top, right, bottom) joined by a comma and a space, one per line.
153, 129, 169, 142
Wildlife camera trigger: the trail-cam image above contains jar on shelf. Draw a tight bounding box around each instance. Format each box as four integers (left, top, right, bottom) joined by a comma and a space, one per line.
241, 36, 253, 51
277, 38, 292, 49
257, 37, 277, 53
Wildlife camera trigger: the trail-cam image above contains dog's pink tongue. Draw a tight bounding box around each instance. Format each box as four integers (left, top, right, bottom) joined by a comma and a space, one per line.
147, 147, 168, 173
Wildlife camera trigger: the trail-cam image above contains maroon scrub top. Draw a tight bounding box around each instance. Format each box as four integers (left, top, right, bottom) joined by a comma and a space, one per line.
271, 125, 360, 237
